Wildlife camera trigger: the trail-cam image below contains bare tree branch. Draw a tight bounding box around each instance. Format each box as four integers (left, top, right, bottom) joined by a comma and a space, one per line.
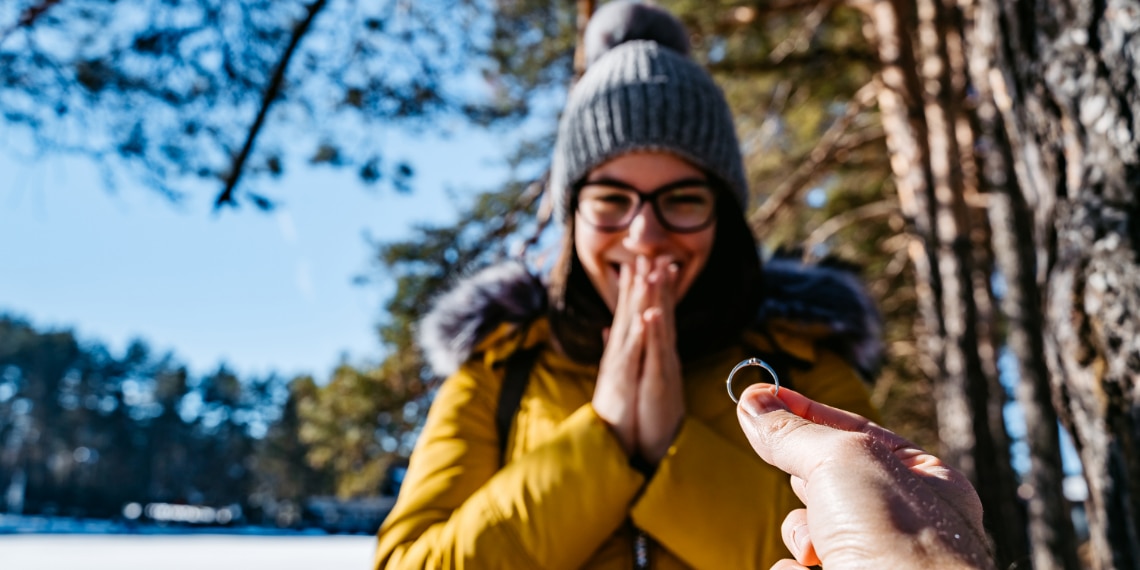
803, 199, 899, 254
748, 80, 879, 234
214, 0, 330, 210
709, 48, 878, 74
703, 0, 845, 33
0, 0, 62, 47
768, 0, 835, 63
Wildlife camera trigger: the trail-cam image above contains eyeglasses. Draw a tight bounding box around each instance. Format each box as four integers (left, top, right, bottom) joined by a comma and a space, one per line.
574, 177, 718, 233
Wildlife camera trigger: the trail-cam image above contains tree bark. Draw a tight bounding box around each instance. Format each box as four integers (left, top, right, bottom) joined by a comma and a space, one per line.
962, 0, 1082, 565
573, 0, 597, 81
983, 0, 1140, 567
862, 0, 944, 388
861, 0, 1029, 564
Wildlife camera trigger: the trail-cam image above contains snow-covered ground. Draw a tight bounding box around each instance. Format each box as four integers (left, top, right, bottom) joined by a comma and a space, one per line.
0, 534, 376, 570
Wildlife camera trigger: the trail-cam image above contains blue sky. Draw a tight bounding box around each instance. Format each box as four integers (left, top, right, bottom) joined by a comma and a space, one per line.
0, 125, 514, 381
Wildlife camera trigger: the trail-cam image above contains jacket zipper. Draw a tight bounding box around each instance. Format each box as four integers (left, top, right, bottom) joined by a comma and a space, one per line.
634, 528, 650, 569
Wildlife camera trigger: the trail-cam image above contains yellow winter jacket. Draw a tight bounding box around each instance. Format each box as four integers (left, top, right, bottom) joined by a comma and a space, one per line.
374, 316, 878, 569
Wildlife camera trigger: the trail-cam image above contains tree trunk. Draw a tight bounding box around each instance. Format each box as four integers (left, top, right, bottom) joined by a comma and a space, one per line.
980, 0, 1140, 567
861, 0, 1029, 564
573, 0, 597, 80
989, 190, 1081, 569
963, 0, 1083, 565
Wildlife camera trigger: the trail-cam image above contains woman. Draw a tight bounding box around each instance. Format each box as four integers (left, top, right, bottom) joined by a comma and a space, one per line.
374, 2, 880, 568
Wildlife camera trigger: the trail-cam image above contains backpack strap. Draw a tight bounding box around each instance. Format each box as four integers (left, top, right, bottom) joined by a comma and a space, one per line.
495, 346, 541, 466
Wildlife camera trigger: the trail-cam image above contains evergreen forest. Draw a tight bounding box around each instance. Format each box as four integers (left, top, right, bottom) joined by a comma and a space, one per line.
3, 0, 1140, 567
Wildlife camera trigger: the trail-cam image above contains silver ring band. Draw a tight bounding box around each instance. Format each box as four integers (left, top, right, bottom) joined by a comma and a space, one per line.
726, 358, 780, 403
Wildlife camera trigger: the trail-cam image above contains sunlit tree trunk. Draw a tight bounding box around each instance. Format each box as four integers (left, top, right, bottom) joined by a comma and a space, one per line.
866, 0, 1140, 565
859, 0, 1029, 565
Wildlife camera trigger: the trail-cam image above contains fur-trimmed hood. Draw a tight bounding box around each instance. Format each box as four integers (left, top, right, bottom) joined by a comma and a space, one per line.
418, 257, 882, 379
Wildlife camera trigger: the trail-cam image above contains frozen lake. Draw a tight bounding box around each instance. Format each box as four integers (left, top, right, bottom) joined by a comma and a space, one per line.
0, 534, 376, 570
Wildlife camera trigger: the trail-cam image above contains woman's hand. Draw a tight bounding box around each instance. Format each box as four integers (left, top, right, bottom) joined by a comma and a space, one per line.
592, 255, 686, 464
592, 256, 648, 455
636, 255, 685, 464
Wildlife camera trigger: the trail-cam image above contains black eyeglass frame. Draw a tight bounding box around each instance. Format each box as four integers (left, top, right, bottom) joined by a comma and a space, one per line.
572, 176, 720, 234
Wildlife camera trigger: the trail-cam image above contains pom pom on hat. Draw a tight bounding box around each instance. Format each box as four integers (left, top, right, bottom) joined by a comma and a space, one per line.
584, 1, 690, 65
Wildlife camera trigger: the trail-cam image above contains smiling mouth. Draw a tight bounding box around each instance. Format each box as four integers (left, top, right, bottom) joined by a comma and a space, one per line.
608, 261, 681, 276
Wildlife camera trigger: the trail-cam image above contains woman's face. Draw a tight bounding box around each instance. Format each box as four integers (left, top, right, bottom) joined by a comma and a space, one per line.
574, 151, 717, 311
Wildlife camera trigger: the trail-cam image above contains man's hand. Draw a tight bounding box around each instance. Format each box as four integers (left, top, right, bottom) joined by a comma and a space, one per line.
736, 385, 995, 570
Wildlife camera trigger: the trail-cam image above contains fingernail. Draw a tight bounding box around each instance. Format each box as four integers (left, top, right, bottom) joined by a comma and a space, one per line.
740, 388, 786, 417
791, 524, 809, 560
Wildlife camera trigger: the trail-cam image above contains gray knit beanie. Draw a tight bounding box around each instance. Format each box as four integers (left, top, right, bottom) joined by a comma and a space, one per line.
549, 0, 748, 224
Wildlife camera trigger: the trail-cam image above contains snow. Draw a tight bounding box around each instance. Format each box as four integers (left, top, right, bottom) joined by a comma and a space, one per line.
0, 534, 376, 570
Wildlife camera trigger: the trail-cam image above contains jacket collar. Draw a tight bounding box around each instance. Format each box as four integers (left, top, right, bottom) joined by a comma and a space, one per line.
418, 256, 881, 379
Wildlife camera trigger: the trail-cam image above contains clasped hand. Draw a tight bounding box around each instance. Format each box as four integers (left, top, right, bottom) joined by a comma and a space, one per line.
592, 255, 685, 466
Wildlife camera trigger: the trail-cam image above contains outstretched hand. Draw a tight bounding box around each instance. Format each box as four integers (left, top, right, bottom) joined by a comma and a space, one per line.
592, 255, 685, 465
735, 385, 994, 570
